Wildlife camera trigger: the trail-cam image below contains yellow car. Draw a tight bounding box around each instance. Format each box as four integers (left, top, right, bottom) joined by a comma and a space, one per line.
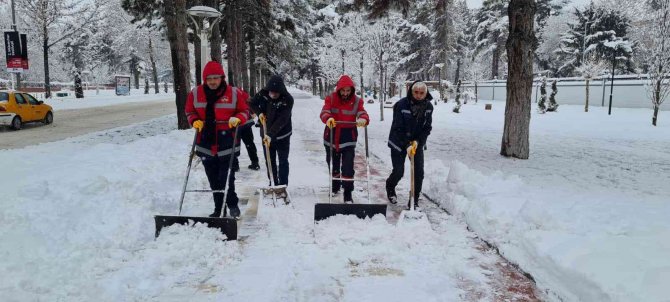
0, 91, 53, 130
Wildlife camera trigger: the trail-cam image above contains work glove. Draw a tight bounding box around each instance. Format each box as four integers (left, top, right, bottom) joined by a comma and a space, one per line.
408, 140, 418, 157
259, 113, 266, 125
263, 135, 271, 147
192, 120, 204, 132
326, 118, 336, 129
356, 118, 367, 127
228, 117, 241, 128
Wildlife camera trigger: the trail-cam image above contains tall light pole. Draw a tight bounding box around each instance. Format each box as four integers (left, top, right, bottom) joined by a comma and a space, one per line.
187, 6, 222, 71
10, 0, 21, 90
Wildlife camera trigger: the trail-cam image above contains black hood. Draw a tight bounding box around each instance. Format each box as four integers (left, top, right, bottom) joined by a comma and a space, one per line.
265, 75, 288, 95
406, 81, 434, 102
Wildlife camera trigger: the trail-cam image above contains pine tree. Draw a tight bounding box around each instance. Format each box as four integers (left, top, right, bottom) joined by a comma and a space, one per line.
547, 80, 559, 112
556, 3, 633, 76
452, 80, 462, 113
474, 0, 508, 79
538, 76, 547, 113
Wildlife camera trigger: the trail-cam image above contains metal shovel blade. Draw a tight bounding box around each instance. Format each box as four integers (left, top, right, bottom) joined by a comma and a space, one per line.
314, 203, 388, 222
154, 215, 238, 240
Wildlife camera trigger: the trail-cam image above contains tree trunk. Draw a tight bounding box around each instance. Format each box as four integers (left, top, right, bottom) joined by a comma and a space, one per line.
207, 0, 222, 63
653, 105, 659, 126
491, 43, 499, 79
42, 25, 52, 98
194, 34, 202, 86
164, 0, 191, 129
131, 56, 140, 89
319, 78, 323, 98
378, 50, 384, 121
585, 78, 590, 112
149, 39, 159, 94
249, 31, 257, 94
454, 57, 461, 84
475, 81, 478, 104
145, 77, 150, 94
240, 35, 249, 92
360, 53, 364, 98
501, 0, 536, 159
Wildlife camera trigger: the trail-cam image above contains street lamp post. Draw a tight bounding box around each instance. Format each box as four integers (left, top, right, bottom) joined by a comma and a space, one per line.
608, 50, 616, 115
187, 6, 222, 72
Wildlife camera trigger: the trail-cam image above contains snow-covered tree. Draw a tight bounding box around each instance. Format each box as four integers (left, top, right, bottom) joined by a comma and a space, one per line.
538, 76, 547, 113
547, 79, 559, 112
556, 3, 633, 76
576, 54, 607, 112
474, 0, 508, 79
452, 80, 462, 113
643, 0, 670, 126
17, 0, 105, 98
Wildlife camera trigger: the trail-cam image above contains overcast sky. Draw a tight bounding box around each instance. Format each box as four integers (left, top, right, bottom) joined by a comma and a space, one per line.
465, 0, 591, 9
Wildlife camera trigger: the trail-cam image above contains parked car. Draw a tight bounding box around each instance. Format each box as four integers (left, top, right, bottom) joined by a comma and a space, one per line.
383, 96, 400, 108
0, 91, 53, 130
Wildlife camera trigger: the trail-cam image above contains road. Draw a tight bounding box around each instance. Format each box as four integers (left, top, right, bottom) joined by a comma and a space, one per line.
0, 99, 174, 150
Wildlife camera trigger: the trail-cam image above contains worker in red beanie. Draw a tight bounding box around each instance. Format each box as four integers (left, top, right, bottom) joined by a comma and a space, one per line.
184, 61, 251, 218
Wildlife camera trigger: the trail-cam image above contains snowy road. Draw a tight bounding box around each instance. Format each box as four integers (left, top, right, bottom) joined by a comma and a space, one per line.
0, 98, 174, 149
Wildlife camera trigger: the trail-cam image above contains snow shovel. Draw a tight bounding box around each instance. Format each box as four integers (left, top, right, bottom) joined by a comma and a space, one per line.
260, 117, 290, 206
314, 123, 387, 221
398, 144, 426, 222
154, 127, 239, 240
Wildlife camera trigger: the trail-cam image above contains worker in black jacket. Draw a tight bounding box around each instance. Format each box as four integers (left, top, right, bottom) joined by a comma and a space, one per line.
385, 81, 433, 210
248, 75, 293, 186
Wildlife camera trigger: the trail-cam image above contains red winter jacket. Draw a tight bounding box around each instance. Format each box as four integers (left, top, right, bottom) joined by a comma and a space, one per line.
185, 61, 250, 156
320, 75, 370, 150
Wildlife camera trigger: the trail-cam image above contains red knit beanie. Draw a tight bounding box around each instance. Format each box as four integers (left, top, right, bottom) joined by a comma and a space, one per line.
202, 61, 226, 79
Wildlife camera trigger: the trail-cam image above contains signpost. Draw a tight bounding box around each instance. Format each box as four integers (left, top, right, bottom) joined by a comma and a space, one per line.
115, 75, 131, 96
4, 31, 23, 72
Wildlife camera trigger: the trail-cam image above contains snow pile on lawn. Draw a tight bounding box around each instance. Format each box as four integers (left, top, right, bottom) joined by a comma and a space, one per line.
45, 89, 174, 111
406, 100, 670, 301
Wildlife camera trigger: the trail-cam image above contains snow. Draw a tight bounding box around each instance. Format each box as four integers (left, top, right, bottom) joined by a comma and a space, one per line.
0, 89, 515, 301
41, 89, 175, 111
363, 97, 670, 301
2, 88, 668, 301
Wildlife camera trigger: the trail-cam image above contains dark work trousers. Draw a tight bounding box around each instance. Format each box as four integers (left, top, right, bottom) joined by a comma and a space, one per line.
325, 146, 356, 193
263, 137, 291, 186
386, 148, 424, 201
202, 155, 238, 211
234, 126, 259, 169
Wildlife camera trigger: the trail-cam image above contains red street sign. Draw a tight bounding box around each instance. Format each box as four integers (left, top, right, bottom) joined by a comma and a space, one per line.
4, 31, 22, 72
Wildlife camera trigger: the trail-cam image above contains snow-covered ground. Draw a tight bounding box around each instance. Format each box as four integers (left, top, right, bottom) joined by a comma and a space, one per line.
364, 94, 670, 301
2, 88, 667, 301
41, 89, 175, 111
1, 89, 536, 301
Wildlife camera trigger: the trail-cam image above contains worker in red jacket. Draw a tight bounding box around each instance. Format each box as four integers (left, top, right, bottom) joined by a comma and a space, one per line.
320, 75, 369, 203
185, 61, 251, 218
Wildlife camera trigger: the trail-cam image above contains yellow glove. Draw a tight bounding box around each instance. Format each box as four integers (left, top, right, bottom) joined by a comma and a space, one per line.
228, 117, 241, 128
192, 120, 204, 132
326, 118, 336, 129
263, 135, 271, 147
408, 141, 418, 157
356, 118, 367, 127
259, 113, 266, 125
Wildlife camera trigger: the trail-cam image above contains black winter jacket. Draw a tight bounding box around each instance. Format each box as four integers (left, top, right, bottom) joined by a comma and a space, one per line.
248, 75, 293, 141
387, 81, 434, 152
